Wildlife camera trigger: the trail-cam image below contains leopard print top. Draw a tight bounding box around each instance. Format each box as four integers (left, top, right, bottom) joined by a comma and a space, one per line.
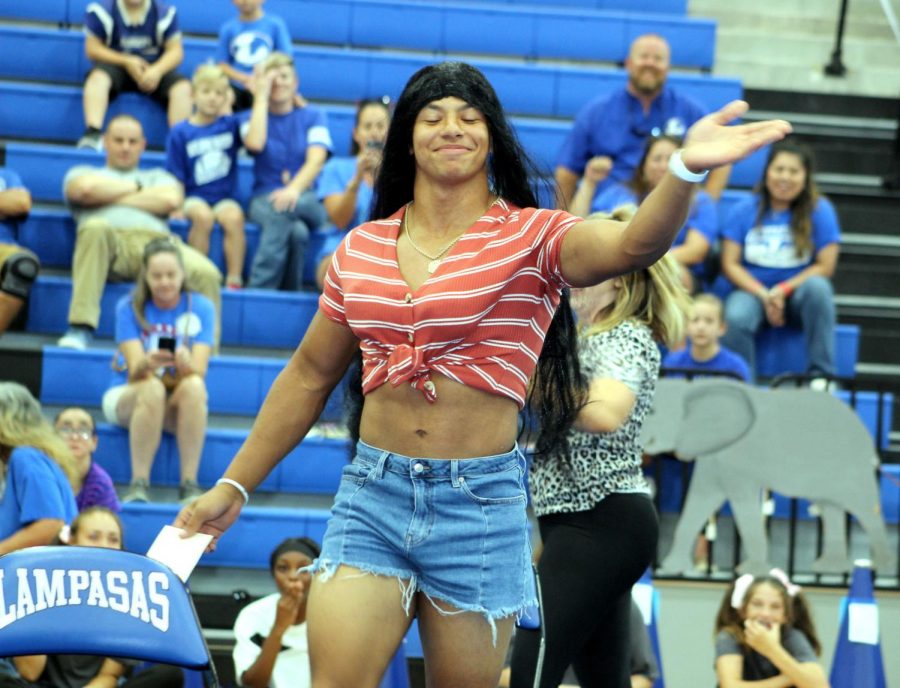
530, 319, 658, 516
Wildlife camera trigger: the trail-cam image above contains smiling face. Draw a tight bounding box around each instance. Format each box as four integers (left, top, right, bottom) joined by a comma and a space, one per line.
268, 64, 298, 108
104, 117, 145, 171
626, 35, 671, 96
71, 510, 123, 550
145, 251, 184, 308
642, 137, 678, 190
742, 582, 788, 628
412, 96, 490, 186
765, 151, 807, 210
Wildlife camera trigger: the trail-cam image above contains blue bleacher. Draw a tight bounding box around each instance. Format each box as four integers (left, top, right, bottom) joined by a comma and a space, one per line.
50, 0, 710, 69
93, 423, 349, 494
27, 276, 322, 348
758, 324, 860, 380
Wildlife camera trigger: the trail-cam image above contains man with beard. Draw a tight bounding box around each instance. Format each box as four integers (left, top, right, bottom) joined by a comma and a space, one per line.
554, 34, 730, 209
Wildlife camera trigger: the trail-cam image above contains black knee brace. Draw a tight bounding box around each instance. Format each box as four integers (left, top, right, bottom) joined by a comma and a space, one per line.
0, 250, 40, 299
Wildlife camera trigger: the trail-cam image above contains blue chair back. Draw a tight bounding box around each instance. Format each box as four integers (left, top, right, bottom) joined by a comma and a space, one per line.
0, 546, 217, 684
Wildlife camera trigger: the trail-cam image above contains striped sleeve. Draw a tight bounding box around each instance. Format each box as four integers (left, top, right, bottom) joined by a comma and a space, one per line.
528, 208, 580, 288
318, 234, 348, 325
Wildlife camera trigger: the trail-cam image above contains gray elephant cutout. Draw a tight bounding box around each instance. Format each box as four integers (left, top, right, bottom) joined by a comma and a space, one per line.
640, 378, 895, 576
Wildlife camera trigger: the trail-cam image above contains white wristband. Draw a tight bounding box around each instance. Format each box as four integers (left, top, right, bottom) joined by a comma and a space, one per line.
668, 149, 709, 183
216, 478, 250, 505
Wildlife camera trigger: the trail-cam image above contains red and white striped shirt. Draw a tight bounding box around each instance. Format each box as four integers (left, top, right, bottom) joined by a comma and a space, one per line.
318, 198, 580, 408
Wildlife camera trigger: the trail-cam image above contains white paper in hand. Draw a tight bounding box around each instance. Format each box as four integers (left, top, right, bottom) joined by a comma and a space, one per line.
146, 525, 213, 582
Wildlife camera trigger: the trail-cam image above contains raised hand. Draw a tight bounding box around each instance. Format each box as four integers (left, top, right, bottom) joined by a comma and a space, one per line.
682, 100, 792, 172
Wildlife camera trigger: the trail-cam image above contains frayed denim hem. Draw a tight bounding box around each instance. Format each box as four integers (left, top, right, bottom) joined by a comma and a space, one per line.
302, 558, 537, 646
302, 558, 419, 616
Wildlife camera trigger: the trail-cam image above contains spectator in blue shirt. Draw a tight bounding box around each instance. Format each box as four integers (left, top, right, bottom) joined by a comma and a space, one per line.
314, 98, 390, 287
217, 0, 293, 112
663, 293, 751, 382
570, 135, 717, 292
0, 382, 78, 556
555, 34, 729, 209
719, 140, 840, 381
167, 65, 247, 289
78, 0, 192, 151
102, 239, 215, 505
242, 52, 332, 291
0, 168, 38, 339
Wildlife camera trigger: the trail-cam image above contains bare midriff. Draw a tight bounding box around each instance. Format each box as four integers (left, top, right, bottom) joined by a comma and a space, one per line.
360, 372, 520, 459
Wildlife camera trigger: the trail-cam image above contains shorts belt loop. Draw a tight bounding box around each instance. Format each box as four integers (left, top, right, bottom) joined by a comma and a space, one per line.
375, 451, 390, 480
450, 460, 461, 488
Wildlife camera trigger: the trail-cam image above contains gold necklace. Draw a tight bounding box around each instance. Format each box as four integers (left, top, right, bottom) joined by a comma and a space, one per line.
404, 196, 497, 274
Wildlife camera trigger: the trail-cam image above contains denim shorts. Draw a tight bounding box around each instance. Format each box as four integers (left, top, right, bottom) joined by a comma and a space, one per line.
310, 440, 536, 638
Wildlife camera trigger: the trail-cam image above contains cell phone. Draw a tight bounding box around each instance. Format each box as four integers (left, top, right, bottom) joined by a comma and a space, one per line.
158, 336, 176, 352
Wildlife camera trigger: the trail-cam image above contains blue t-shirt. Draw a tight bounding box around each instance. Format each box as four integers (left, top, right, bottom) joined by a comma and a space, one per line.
663, 346, 751, 381
111, 292, 216, 386
216, 14, 292, 84
722, 195, 841, 287
593, 183, 717, 277
316, 156, 373, 231
242, 107, 333, 196
84, 0, 180, 63
166, 115, 243, 204
0, 168, 25, 245
0, 447, 77, 542
558, 87, 707, 199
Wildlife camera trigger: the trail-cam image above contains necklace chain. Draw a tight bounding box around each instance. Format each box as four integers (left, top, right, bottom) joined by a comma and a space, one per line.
403, 196, 498, 270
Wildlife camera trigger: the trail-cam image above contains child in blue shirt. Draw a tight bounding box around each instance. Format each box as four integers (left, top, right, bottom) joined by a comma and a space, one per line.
217, 0, 293, 112
166, 65, 247, 289
78, 0, 192, 150
663, 293, 751, 382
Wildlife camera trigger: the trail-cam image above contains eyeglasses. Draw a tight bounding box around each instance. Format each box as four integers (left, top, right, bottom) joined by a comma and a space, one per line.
57, 427, 93, 440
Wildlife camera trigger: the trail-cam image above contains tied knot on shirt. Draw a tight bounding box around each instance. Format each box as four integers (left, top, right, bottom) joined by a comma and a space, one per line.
387, 343, 437, 402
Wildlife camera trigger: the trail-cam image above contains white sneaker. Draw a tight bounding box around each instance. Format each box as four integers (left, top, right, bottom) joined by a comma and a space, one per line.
809, 377, 839, 393
57, 328, 93, 350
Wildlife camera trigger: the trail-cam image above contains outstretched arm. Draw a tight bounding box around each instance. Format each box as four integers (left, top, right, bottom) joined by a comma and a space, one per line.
559, 101, 791, 287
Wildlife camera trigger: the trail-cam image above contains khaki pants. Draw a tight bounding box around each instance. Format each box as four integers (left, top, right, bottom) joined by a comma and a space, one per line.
67, 218, 223, 345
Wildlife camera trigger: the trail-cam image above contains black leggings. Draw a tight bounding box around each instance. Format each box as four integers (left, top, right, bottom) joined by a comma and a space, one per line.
509, 493, 659, 688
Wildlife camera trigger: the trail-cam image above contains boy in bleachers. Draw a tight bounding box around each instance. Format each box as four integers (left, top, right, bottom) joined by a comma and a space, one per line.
217, 0, 293, 112
166, 65, 247, 289
77, 0, 192, 151
0, 168, 39, 339
663, 293, 751, 382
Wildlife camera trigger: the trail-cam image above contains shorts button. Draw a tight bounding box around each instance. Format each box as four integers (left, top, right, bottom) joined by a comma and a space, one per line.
407, 332, 414, 342
404, 293, 412, 303
423, 381, 435, 393
413, 463, 424, 473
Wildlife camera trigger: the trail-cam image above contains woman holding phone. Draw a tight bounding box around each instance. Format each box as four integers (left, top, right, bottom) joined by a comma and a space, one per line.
313, 98, 390, 287
102, 238, 215, 505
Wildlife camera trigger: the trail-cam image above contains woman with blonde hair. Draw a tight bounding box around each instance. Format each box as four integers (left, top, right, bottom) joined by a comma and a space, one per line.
0, 382, 78, 555
511, 214, 691, 687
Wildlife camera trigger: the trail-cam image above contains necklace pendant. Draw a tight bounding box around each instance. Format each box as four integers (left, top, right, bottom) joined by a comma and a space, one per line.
427, 259, 440, 274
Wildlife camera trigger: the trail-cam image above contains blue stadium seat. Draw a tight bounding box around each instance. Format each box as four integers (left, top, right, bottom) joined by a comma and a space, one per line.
756, 323, 860, 379
27, 275, 322, 348
880, 465, 900, 525
118, 503, 332, 569
92, 423, 349, 494
0, 0, 68, 23
63, 0, 711, 69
